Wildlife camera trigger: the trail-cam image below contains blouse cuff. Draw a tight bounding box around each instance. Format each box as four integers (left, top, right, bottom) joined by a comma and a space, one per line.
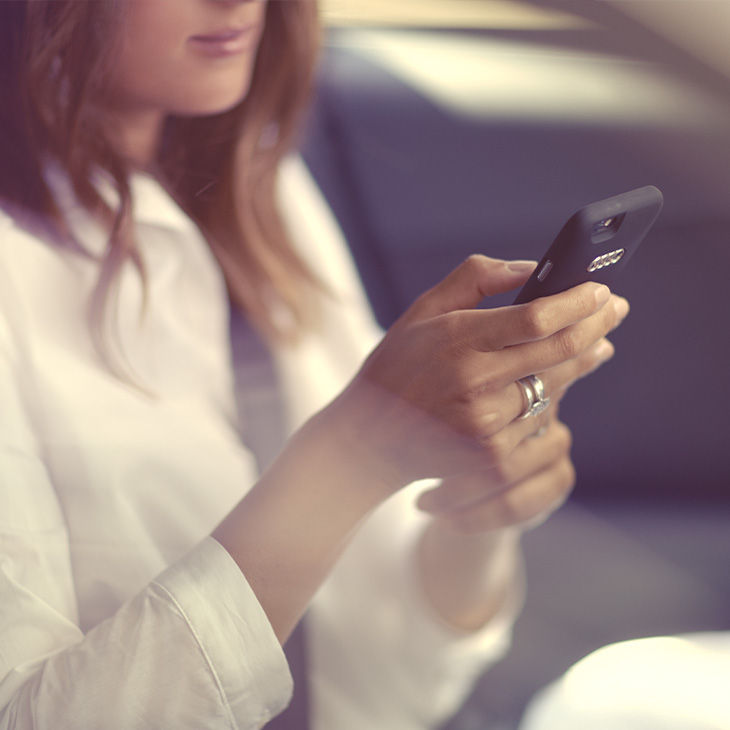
153, 536, 293, 728
399, 488, 526, 676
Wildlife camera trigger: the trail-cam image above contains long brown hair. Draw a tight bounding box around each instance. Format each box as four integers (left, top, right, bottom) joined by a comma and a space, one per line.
0, 0, 321, 370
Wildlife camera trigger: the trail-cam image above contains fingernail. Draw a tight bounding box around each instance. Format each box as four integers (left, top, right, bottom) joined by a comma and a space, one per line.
613, 297, 630, 320
506, 260, 538, 273
593, 284, 611, 306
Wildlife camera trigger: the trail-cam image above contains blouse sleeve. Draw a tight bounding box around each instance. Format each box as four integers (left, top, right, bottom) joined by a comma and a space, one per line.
308, 485, 524, 730
0, 216, 291, 730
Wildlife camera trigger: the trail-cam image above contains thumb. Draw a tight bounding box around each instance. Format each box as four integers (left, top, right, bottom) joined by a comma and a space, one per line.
409, 255, 537, 319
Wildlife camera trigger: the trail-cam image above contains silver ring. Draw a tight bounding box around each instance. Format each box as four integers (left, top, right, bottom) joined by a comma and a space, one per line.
517, 377, 536, 417
518, 374, 550, 419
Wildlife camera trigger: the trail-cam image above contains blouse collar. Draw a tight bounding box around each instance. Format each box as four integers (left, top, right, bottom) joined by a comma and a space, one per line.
45, 162, 196, 243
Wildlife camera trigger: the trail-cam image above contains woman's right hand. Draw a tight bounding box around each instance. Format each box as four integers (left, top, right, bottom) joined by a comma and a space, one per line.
215, 254, 628, 643
322, 254, 628, 493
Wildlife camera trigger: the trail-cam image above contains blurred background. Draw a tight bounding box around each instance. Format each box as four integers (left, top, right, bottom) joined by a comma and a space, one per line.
301, 2, 730, 728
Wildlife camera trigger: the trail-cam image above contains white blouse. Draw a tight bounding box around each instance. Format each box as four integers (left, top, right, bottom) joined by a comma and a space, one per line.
0, 157, 517, 729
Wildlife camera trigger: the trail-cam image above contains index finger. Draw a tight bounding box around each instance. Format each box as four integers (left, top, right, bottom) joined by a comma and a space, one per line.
465, 281, 612, 351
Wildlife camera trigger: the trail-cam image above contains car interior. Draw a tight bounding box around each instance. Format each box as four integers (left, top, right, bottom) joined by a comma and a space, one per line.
301, 2, 730, 727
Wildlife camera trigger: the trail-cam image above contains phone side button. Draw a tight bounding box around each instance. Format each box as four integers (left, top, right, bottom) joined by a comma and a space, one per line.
537, 260, 553, 282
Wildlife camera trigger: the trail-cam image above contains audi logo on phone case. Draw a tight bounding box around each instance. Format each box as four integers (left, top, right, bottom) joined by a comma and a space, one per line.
587, 248, 625, 272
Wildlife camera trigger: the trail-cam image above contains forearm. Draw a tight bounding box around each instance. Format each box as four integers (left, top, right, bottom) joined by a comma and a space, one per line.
216, 257, 622, 643
417, 520, 524, 632
213, 409, 390, 644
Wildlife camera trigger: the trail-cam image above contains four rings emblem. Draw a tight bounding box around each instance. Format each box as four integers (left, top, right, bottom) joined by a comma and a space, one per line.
587, 248, 625, 273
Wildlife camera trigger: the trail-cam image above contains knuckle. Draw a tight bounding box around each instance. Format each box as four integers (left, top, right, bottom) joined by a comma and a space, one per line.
464, 253, 488, 272
558, 457, 577, 491
553, 422, 573, 454
481, 430, 513, 468
457, 402, 485, 435
522, 484, 562, 526
453, 366, 497, 408
553, 328, 583, 360
461, 410, 499, 444
435, 311, 464, 346
575, 351, 601, 380
450, 362, 479, 402
576, 343, 599, 370
521, 301, 552, 339
607, 298, 626, 330
478, 413, 503, 439
489, 458, 512, 488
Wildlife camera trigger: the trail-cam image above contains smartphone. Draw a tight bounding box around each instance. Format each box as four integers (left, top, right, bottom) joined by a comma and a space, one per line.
512, 186, 664, 304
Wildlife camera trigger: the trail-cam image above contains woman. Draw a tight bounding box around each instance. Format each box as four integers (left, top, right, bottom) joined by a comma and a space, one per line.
0, 1, 627, 728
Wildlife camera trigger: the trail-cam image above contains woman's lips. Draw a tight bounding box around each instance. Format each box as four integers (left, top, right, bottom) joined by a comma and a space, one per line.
189, 26, 258, 57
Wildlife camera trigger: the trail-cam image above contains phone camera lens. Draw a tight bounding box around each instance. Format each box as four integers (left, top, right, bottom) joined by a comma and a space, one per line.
591, 213, 626, 244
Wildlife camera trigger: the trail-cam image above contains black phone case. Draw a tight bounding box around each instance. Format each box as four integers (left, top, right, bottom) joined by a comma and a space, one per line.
513, 186, 664, 304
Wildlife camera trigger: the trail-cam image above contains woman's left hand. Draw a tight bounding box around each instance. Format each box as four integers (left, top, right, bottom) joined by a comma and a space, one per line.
416, 409, 574, 533
416, 406, 575, 630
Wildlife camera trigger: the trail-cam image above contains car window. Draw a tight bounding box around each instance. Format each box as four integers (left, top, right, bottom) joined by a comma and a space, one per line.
320, 0, 589, 30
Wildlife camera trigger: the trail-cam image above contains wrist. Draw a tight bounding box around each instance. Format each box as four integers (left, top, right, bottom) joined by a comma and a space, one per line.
418, 520, 524, 632
309, 384, 408, 497
282, 406, 394, 514
212, 409, 392, 642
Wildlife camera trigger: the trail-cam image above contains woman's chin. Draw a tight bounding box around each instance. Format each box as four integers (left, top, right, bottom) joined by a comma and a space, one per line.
174, 75, 254, 118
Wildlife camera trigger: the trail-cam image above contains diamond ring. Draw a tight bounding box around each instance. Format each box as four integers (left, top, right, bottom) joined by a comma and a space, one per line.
517, 374, 551, 419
